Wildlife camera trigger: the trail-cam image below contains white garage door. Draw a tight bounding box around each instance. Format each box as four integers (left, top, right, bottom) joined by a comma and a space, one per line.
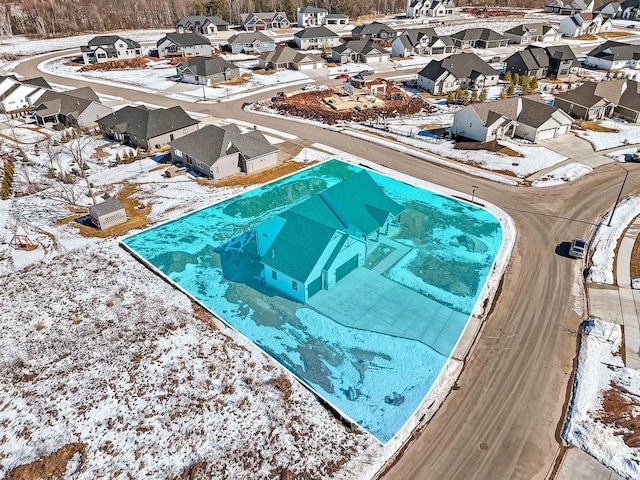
557, 124, 569, 135
298, 63, 315, 71
367, 56, 381, 63
537, 128, 557, 141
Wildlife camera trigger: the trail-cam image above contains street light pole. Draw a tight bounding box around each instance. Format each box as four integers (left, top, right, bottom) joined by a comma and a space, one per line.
607, 165, 629, 227
471, 185, 479, 204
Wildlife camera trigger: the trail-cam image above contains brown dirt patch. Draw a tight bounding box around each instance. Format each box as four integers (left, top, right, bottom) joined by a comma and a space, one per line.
597, 383, 640, 448
253, 69, 274, 75
5, 442, 86, 480
497, 146, 521, 157
80, 57, 147, 71
57, 183, 151, 238
600, 31, 632, 39
577, 120, 618, 132
574, 34, 598, 40
630, 234, 640, 279
206, 161, 317, 187
218, 77, 247, 86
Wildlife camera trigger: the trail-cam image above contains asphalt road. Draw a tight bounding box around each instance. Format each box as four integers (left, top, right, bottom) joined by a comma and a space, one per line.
16, 50, 640, 480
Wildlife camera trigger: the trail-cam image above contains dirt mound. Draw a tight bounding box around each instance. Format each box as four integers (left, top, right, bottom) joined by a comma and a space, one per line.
5, 443, 86, 480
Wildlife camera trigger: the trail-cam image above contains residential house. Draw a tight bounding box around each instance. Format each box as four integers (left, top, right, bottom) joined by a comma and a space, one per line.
294, 26, 341, 50
297, 6, 328, 27
169, 124, 278, 179
351, 22, 397, 42
240, 12, 289, 31
0, 76, 50, 112
174, 15, 228, 34
585, 40, 640, 70
97, 105, 199, 150
227, 31, 276, 54
546, 45, 580, 78
559, 13, 612, 37
417, 52, 500, 94
32, 87, 112, 128
545, 0, 595, 14
332, 40, 390, 63
156, 32, 212, 58
89, 199, 127, 230
595, 1, 622, 17
554, 78, 640, 121
452, 95, 573, 143
503, 23, 562, 44
176, 57, 241, 85
620, 0, 640, 19
258, 46, 325, 70
391, 28, 454, 57
407, 0, 455, 18
323, 14, 349, 27
81, 35, 142, 64
505, 47, 550, 78
450, 28, 508, 48
254, 170, 404, 302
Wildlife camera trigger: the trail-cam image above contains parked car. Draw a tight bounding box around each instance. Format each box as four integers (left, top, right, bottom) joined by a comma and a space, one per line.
302, 83, 316, 91
569, 238, 587, 259
629, 148, 640, 162
359, 69, 375, 76
335, 73, 350, 80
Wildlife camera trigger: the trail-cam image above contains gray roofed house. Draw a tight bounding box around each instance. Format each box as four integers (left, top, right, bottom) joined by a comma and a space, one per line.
351, 22, 397, 42
503, 23, 561, 44
391, 28, 454, 57
450, 28, 508, 48
97, 105, 200, 150
545, 0, 595, 14
32, 87, 112, 128
332, 39, 390, 63
227, 31, 276, 54
240, 12, 289, 31
505, 47, 551, 78
294, 26, 341, 50
169, 124, 279, 179
323, 13, 349, 26
595, 1, 621, 16
156, 32, 213, 58
452, 95, 573, 143
545, 44, 579, 78
88, 198, 127, 230
22, 77, 51, 89
417, 52, 499, 94
0, 75, 51, 112
620, 0, 640, 19
176, 56, 241, 85
554, 78, 640, 122
174, 15, 228, 34
81, 35, 142, 64
297, 5, 329, 27
258, 46, 324, 70
585, 40, 640, 70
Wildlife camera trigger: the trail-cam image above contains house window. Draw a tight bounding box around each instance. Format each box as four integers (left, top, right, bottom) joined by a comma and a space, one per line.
292, 280, 298, 291
271, 270, 278, 280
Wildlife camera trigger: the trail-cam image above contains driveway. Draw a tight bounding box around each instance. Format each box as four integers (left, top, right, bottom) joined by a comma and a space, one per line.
538, 133, 610, 168
307, 266, 469, 357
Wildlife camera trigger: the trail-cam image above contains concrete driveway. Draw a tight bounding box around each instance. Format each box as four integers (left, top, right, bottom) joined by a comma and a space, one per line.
538, 133, 610, 168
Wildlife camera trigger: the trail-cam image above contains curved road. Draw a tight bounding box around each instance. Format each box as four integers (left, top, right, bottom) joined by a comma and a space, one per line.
17, 51, 640, 480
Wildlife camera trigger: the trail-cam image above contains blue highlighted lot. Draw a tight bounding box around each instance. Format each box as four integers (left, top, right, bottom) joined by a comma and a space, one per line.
122, 159, 502, 442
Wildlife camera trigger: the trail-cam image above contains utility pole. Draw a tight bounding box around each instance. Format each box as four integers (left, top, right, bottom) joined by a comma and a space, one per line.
471, 185, 479, 204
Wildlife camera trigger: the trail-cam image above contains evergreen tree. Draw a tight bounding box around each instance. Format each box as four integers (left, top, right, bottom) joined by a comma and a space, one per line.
446, 91, 455, 104
471, 89, 478, 103
499, 88, 508, 99
531, 77, 538, 90
503, 71, 512, 83
512, 73, 520, 86
480, 88, 488, 102
507, 84, 515, 96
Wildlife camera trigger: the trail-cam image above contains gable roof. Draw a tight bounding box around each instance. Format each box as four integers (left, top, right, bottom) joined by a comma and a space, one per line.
555, 79, 640, 111
33, 87, 102, 118
451, 28, 506, 42
240, 11, 287, 25
88, 35, 141, 49
418, 52, 499, 81
228, 31, 274, 44
179, 56, 238, 76
545, 45, 579, 65
97, 105, 198, 140
470, 95, 569, 129
294, 25, 339, 39
506, 47, 550, 70
89, 198, 125, 218
259, 46, 324, 65
22, 77, 51, 89
168, 124, 277, 167
351, 21, 397, 37
175, 15, 228, 28
299, 6, 328, 13
157, 32, 211, 48
333, 39, 389, 55
587, 40, 640, 61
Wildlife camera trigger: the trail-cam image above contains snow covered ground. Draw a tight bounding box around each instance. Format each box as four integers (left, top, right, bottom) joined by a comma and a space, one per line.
587, 196, 640, 285
531, 162, 593, 187
576, 120, 640, 152
563, 319, 640, 480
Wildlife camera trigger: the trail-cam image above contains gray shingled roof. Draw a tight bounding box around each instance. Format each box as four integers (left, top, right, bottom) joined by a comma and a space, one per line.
451, 28, 506, 42
587, 40, 640, 61
157, 32, 211, 48
555, 79, 640, 112
97, 105, 199, 140
333, 39, 388, 55
168, 124, 277, 167
418, 53, 499, 81
22, 77, 51, 89
33, 87, 101, 118
471, 95, 566, 128
351, 21, 397, 37
259, 46, 323, 65
175, 15, 228, 27
88, 35, 140, 49
506, 47, 550, 70
299, 6, 328, 13
294, 26, 338, 39
179, 56, 238, 76
89, 198, 124, 218
228, 31, 274, 44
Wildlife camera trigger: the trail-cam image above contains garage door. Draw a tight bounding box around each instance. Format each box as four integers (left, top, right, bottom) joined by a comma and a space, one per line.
298, 63, 314, 71
537, 128, 556, 141
367, 56, 381, 63
335, 255, 358, 282
557, 124, 569, 135
308, 275, 322, 298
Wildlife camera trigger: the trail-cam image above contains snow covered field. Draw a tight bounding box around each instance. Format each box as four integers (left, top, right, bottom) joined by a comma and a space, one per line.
531, 162, 593, 187
576, 120, 640, 152
563, 319, 640, 480
587, 196, 640, 285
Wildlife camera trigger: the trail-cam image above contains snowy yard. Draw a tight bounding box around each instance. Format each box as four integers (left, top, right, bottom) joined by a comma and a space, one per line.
531, 162, 593, 187
576, 120, 640, 151
563, 320, 640, 480
587, 196, 640, 285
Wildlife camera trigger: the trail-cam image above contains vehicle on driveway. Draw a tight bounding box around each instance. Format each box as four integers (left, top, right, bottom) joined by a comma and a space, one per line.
629, 148, 640, 162
359, 69, 374, 76
335, 73, 350, 80
569, 238, 587, 258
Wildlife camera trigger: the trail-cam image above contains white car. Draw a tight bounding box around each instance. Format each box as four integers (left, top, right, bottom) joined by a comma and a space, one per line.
569, 238, 587, 259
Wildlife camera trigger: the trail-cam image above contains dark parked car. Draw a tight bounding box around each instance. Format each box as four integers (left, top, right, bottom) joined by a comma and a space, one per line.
359, 69, 375, 76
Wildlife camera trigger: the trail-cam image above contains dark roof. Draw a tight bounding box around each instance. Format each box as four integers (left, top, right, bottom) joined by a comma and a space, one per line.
299, 6, 328, 13
555, 79, 639, 111
22, 77, 51, 89
403, 27, 437, 45
471, 95, 568, 129
259, 46, 323, 65
451, 28, 506, 42
587, 40, 640, 61
157, 32, 211, 48
175, 15, 228, 27
89, 198, 124, 217
333, 39, 388, 55
88, 35, 140, 49
168, 124, 277, 167
504, 23, 554, 36
97, 105, 199, 140
545, 44, 579, 62
351, 21, 396, 37
294, 26, 338, 39
506, 47, 550, 70
418, 52, 499, 81
33, 87, 101, 118
240, 12, 287, 25
228, 31, 274, 44
179, 56, 238, 76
